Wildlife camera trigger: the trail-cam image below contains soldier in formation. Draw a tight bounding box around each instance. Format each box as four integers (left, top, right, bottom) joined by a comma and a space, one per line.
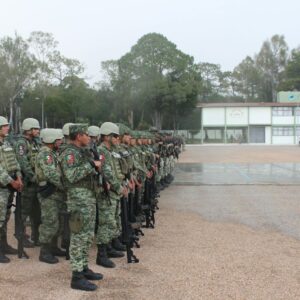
0, 118, 181, 292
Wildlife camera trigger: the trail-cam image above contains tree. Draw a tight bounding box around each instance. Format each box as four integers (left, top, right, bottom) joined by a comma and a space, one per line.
28, 31, 84, 127
102, 33, 201, 129
255, 34, 289, 101
0, 33, 35, 131
233, 56, 261, 100
279, 48, 300, 91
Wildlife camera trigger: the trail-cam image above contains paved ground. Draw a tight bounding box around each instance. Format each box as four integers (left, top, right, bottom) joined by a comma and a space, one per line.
1, 145, 300, 299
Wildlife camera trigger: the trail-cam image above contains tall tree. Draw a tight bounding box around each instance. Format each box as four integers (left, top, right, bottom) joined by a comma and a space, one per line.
0, 33, 35, 131
255, 34, 288, 101
102, 33, 201, 129
233, 56, 261, 100
279, 48, 300, 91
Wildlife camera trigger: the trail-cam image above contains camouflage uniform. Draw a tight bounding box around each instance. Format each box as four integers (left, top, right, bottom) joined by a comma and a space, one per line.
35, 146, 65, 244
60, 141, 97, 272
14, 135, 41, 243
0, 138, 21, 240
96, 143, 121, 245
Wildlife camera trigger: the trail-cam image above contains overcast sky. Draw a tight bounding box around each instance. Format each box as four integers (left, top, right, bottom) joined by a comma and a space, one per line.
0, 0, 299, 84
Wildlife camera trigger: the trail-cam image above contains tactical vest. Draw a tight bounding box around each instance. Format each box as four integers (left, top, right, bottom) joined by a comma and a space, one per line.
111, 150, 125, 181
35, 147, 60, 185
0, 140, 19, 175
59, 144, 95, 190
118, 145, 131, 175
29, 140, 40, 170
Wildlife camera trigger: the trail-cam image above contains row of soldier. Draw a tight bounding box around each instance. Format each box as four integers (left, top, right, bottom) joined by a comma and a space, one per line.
0, 117, 181, 291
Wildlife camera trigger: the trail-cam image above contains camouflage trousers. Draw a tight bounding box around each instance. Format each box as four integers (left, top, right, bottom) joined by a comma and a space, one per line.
0, 188, 12, 239
67, 188, 96, 272
96, 192, 120, 245
38, 191, 66, 244
22, 182, 41, 233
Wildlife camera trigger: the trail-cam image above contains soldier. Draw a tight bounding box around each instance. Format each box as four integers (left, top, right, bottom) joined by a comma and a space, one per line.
62, 123, 74, 145
88, 125, 100, 156
96, 122, 127, 268
35, 129, 66, 264
0, 116, 23, 263
14, 118, 41, 247
60, 124, 102, 291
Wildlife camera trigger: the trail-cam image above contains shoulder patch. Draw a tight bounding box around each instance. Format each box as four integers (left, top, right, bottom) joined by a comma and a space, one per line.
65, 153, 75, 166
18, 145, 25, 156
44, 154, 53, 165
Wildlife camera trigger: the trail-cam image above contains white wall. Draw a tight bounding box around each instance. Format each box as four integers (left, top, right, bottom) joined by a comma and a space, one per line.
226, 107, 248, 125
249, 107, 271, 124
202, 108, 225, 126
265, 126, 271, 144
272, 116, 294, 125
272, 136, 294, 144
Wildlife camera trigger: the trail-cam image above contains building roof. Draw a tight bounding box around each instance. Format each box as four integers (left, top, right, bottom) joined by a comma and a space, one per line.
196, 102, 300, 108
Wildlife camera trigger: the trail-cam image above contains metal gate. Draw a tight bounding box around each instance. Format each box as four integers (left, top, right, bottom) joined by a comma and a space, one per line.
249, 126, 265, 143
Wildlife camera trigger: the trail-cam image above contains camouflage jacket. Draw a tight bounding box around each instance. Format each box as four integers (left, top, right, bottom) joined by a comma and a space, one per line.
59, 143, 96, 190
0, 138, 21, 186
14, 136, 40, 182
35, 146, 63, 190
98, 142, 122, 195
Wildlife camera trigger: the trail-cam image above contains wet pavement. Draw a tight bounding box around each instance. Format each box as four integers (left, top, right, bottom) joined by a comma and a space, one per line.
174, 163, 300, 185
168, 149, 300, 240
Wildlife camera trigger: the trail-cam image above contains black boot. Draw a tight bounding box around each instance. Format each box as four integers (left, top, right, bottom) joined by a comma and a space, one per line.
71, 271, 97, 291
107, 242, 124, 258
39, 244, 59, 264
96, 244, 115, 268
0, 242, 10, 263
82, 266, 103, 281
1, 234, 18, 255
50, 237, 66, 257
112, 237, 126, 252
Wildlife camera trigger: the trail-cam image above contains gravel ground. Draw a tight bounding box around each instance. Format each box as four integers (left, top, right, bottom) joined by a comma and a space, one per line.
1, 145, 300, 299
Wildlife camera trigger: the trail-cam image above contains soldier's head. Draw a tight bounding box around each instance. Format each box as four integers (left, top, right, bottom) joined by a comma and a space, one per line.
99, 122, 119, 147
62, 123, 74, 138
0, 116, 9, 137
22, 118, 40, 138
117, 123, 131, 144
88, 125, 100, 143
130, 131, 137, 146
69, 124, 90, 147
41, 128, 64, 150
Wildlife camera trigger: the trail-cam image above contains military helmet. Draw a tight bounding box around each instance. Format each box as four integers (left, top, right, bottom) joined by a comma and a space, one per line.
62, 123, 74, 136
99, 122, 119, 136
88, 125, 100, 137
0, 116, 9, 127
22, 118, 40, 131
41, 128, 64, 143
117, 123, 131, 136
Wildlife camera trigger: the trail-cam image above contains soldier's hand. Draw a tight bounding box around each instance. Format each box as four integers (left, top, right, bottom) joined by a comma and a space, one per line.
17, 177, 23, 191
94, 160, 101, 170
128, 180, 134, 191
10, 180, 22, 192
146, 171, 152, 178
106, 182, 111, 191
121, 186, 128, 197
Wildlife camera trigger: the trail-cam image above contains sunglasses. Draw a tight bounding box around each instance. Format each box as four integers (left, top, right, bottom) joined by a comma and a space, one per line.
111, 134, 119, 138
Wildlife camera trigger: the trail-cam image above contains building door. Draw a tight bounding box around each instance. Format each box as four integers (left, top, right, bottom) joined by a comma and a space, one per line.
249, 126, 265, 143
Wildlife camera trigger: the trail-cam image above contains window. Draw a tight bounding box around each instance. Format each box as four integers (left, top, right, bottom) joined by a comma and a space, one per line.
272, 127, 294, 136
272, 107, 293, 116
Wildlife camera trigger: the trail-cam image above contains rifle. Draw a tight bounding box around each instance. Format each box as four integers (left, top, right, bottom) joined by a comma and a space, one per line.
60, 211, 70, 260
120, 195, 139, 263
14, 191, 29, 259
